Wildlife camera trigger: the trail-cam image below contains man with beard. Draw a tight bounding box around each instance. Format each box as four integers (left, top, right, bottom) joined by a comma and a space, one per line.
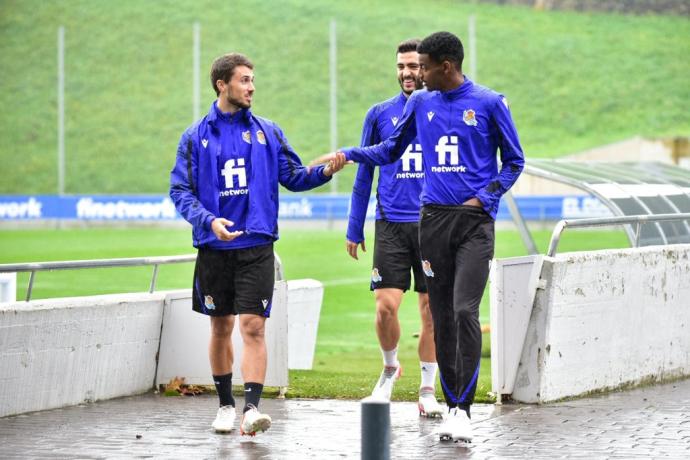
346, 39, 444, 418
321, 32, 524, 443
170, 53, 345, 436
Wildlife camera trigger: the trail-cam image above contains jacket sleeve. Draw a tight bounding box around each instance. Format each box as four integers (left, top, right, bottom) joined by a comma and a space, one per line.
346, 107, 379, 243
169, 130, 216, 230
475, 95, 525, 214
343, 92, 418, 166
273, 126, 332, 192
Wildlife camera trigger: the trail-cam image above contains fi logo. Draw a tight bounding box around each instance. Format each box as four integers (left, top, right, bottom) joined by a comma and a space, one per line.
400, 144, 423, 172
221, 158, 247, 189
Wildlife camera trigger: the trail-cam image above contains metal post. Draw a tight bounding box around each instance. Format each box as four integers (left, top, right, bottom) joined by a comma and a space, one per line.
192, 22, 200, 122
26, 271, 36, 302
361, 398, 390, 460
57, 26, 65, 195
149, 264, 159, 293
329, 19, 338, 193
468, 14, 477, 81
505, 191, 539, 255
635, 222, 641, 247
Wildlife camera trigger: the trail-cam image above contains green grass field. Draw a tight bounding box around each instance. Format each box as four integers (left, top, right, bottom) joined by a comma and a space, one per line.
1, 0, 688, 194
0, 226, 629, 402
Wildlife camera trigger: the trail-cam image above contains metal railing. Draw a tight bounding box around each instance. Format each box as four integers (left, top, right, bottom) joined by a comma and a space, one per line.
546, 213, 690, 257
0, 253, 284, 302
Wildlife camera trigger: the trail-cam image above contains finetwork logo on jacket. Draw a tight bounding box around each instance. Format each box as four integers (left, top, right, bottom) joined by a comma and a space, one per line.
220, 158, 249, 197
396, 144, 424, 179
431, 136, 467, 173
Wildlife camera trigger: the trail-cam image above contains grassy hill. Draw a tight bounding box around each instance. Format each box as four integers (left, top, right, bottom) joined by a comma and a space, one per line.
1, 0, 688, 194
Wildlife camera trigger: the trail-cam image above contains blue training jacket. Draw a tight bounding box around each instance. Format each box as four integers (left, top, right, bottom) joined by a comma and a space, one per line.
170, 102, 331, 248
346, 92, 424, 244
343, 78, 524, 219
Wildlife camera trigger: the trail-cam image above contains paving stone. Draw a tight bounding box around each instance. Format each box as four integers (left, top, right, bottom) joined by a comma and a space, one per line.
1, 378, 690, 458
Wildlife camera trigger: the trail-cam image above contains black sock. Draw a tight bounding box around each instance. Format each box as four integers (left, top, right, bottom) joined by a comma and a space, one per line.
212, 373, 235, 407
243, 382, 264, 413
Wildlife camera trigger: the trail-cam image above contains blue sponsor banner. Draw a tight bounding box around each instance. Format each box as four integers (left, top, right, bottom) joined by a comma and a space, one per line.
0, 194, 611, 221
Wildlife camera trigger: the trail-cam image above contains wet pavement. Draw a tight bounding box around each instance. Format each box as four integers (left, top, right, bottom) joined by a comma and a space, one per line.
1, 378, 689, 459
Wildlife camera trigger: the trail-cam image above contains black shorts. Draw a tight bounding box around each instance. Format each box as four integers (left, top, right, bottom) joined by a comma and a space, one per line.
371, 219, 427, 293
192, 243, 275, 317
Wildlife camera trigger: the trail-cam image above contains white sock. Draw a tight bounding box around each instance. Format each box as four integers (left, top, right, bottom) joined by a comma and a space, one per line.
381, 347, 399, 367
420, 361, 438, 390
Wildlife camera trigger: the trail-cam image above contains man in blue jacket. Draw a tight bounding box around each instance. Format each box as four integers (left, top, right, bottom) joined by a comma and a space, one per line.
321, 32, 524, 443
170, 52, 345, 436
347, 38, 443, 418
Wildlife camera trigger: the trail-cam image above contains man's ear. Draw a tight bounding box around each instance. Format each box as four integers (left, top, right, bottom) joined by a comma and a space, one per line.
442, 60, 453, 74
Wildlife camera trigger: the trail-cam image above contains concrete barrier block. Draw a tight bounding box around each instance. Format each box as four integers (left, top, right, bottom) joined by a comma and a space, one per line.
0, 293, 165, 417
0, 273, 16, 303
510, 245, 690, 403
287, 279, 324, 370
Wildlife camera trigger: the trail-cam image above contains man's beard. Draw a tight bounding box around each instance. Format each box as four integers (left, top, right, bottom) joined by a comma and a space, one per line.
227, 94, 251, 109
399, 76, 422, 95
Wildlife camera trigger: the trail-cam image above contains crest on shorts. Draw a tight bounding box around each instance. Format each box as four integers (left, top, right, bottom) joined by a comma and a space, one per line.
256, 130, 266, 145
462, 109, 478, 126
204, 295, 216, 310
371, 268, 382, 283
422, 260, 434, 277
242, 130, 252, 144
261, 299, 269, 310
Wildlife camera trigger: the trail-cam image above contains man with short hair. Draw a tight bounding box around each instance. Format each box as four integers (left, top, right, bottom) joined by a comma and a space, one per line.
346, 38, 443, 418
323, 31, 524, 442
170, 52, 345, 436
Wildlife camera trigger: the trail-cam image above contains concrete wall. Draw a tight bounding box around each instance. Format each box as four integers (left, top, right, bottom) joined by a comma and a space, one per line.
1, 280, 324, 416
0, 293, 165, 417
511, 244, 690, 403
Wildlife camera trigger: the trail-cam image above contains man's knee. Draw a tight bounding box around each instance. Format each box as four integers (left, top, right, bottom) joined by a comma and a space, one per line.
210, 316, 234, 339
375, 297, 400, 322
454, 306, 479, 324
240, 315, 266, 342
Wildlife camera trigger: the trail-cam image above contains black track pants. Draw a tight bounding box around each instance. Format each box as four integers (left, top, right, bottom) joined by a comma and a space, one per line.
419, 204, 495, 410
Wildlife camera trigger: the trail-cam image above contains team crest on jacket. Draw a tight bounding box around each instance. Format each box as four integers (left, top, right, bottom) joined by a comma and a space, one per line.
391, 116, 399, 126
422, 260, 434, 277
256, 130, 266, 145
204, 295, 216, 310
242, 130, 252, 144
462, 109, 478, 126
371, 268, 382, 283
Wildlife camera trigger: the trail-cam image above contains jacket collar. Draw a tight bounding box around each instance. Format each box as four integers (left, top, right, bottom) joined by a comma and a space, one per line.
207, 101, 252, 128
441, 76, 473, 101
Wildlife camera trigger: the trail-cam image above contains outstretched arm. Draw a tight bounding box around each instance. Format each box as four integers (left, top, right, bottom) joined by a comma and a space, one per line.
346, 106, 379, 259
275, 126, 345, 191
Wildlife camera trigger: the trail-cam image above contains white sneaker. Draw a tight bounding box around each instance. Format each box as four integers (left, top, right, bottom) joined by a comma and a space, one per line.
211, 405, 236, 433
418, 387, 444, 418
437, 408, 473, 443
371, 364, 402, 401
240, 404, 272, 436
